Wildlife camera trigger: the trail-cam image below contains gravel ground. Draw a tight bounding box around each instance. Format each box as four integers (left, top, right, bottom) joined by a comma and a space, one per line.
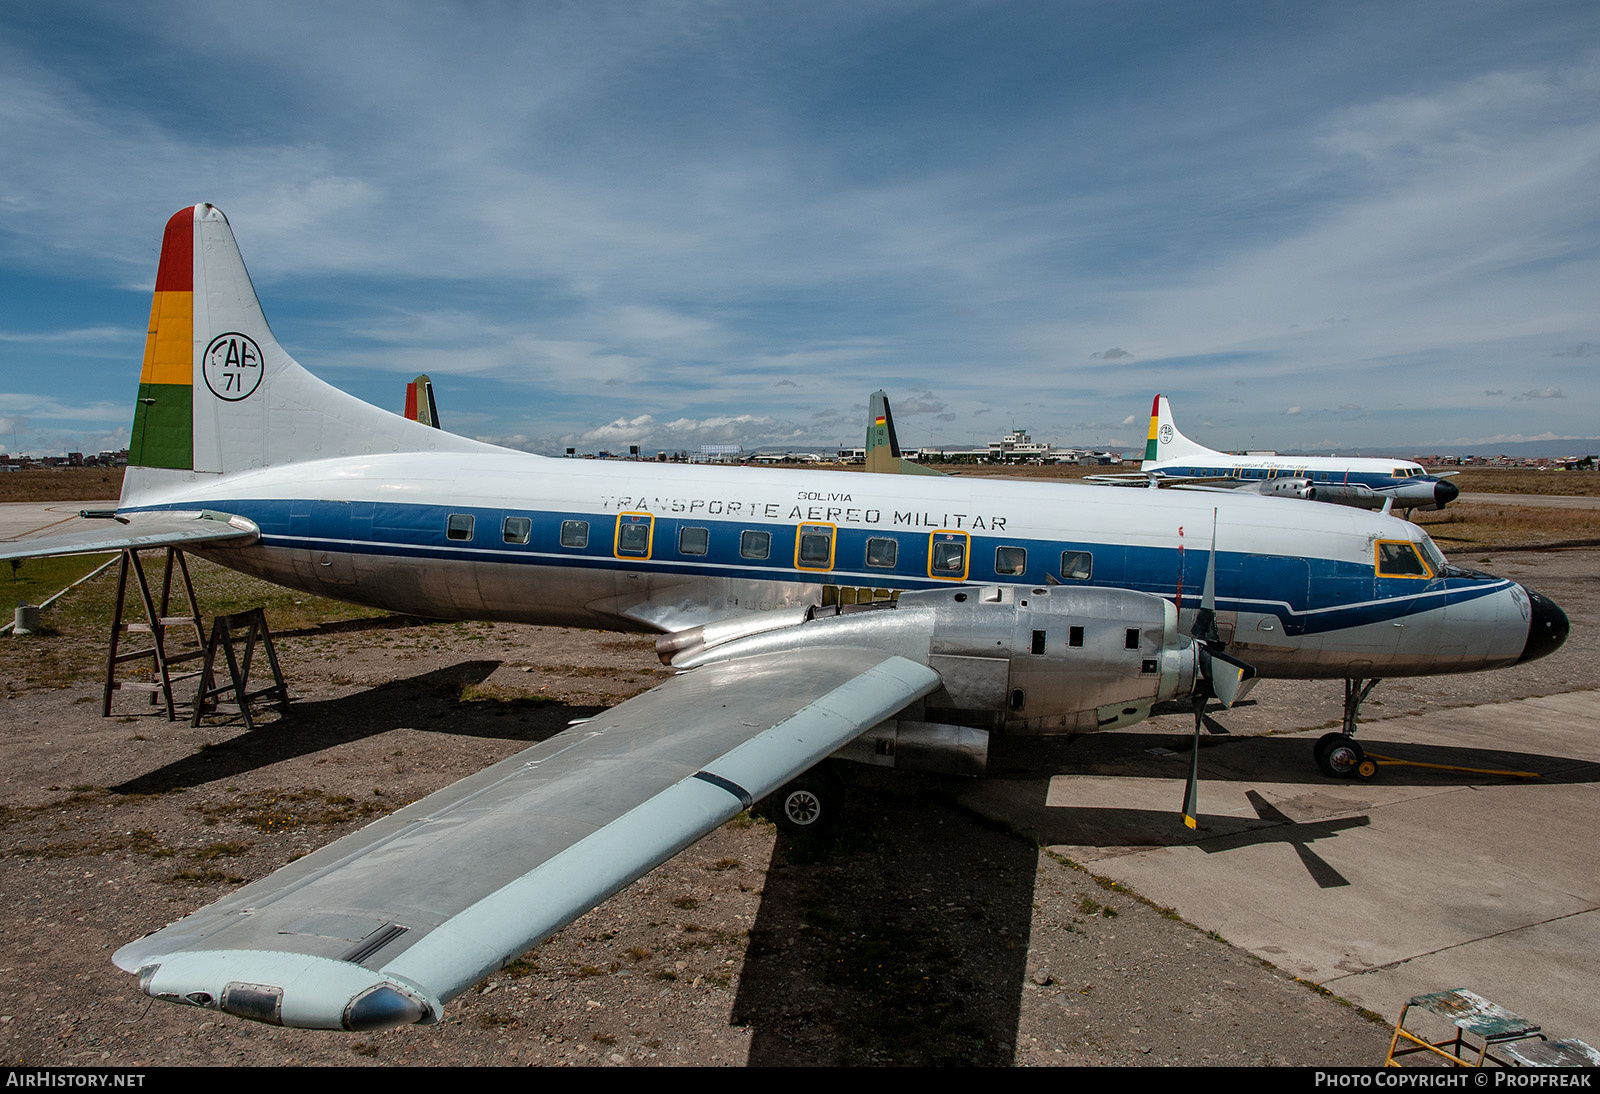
0, 545, 1591, 1067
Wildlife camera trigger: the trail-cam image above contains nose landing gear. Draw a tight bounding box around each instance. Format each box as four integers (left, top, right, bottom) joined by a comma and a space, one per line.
1315, 678, 1382, 780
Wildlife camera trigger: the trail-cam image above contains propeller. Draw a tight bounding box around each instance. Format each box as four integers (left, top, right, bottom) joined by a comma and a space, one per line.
1182, 509, 1256, 829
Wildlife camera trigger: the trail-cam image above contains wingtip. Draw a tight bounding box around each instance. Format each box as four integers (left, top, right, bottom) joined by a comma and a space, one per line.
124, 948, 438, 1031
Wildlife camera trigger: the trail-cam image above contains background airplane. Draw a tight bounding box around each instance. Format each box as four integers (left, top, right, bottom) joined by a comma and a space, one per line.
1, 206, 1565, 1033
1131, 394, 1460, 512
862, 389, 945, 476
403, 374, 442, 430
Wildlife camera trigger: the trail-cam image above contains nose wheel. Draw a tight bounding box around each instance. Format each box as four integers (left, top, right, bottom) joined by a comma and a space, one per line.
1314, 732, 1379, 780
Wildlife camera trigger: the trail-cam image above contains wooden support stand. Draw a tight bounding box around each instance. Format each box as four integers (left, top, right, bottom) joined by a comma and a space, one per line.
103, 548, 206, 720
191, 608, 290, 730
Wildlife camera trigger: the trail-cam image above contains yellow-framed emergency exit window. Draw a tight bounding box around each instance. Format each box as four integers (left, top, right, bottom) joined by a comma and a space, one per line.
614, 512, 654, 559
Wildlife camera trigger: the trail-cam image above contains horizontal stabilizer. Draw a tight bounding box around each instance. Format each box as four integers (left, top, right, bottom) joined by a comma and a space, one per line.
0, 510, 258, 561
115, 647, 940, 1030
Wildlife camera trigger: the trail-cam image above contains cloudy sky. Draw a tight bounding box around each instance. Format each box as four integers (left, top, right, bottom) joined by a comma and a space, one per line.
2, 1, 1596, 458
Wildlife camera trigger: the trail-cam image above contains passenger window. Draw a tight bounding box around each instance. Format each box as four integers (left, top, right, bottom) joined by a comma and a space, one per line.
1376, 540, 1430, 578
679, 526, 709, 556
929, 531, 968, 578
866, 537, 898, 568
795, 523, 835, 570
446, 513, 474, 541
995, 546, 1027, 576
1059, 550, 1093, 581
615, 514, 653, 558
560, 520, 589, 548
502, 516, 531, 545
740, 529, 771, 560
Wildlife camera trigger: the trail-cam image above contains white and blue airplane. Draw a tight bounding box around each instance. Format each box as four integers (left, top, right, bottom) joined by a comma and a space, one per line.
1136, 395, 1461, 512
3, 206, 1566, 1033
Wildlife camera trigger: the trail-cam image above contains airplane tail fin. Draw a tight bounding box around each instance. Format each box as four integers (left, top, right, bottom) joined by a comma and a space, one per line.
1142, 394, 1214, 468
125, 205, 488, 506
404, 375, 442, 429
863, 390, 902, 472
863, 390, 943, 476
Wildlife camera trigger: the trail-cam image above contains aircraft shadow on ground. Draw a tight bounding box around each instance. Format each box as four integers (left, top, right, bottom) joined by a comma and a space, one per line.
998, 729, 1600, 791
269, 614, 440, 640
983, 731, 1600, 889
110, 660, 601, 796
732, 765, 1034, 1066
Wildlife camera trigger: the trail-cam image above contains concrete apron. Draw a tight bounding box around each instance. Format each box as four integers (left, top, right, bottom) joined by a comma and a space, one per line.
961, 690, 1600, 1047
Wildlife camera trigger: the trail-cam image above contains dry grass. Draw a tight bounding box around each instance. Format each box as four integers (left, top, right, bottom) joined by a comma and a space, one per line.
1439, 468, 1600, 497
0, 468, 123, 502
1412, 501, 1600, 551
1, 555, 396, 690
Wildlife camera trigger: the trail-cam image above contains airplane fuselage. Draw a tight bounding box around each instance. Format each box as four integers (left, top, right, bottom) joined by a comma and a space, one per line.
125, 452, 1540, 684
1143, 456, 1457, 511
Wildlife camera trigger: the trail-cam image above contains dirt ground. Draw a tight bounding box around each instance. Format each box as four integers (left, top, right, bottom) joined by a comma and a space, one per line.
0, 543, 1593, 1067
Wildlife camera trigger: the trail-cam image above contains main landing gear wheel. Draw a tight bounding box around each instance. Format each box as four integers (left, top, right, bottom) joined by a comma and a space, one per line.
769, 764, 844, 836
1314, 733, 1377, 780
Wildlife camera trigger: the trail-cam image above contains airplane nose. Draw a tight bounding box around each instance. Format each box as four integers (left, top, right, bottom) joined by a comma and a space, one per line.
1434, 478, 1460, 506
1518, 586, 1569, 664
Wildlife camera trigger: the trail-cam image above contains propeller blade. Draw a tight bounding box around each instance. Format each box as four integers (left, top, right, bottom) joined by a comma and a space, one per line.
1178, 506, 1255, 828
1182, 704, 1202, 829
1200, 646, 1255, 709
1191, 507, 1221, 645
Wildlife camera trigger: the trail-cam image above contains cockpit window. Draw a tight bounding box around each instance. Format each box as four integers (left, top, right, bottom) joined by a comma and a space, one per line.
1416, 533, 1447, 575
1376, 539, 1431, 578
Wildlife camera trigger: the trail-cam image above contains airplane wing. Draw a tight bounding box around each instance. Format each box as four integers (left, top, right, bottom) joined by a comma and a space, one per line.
114, 646, 940, 1031
0, 510, 259, 560
1084, 472, 1159, 486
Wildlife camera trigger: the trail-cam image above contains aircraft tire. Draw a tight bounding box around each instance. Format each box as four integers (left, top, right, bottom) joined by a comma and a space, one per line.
1315, 733, 1365, 779
769, 764, 844, 836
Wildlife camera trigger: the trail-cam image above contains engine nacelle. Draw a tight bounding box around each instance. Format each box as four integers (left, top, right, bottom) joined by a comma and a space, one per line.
1301, 481, 1384, 509
666, 584, 1199, 735
1251, 477, 1315, 500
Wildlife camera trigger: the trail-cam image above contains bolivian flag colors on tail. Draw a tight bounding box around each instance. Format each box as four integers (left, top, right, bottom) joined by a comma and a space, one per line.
129, 208, 194, 470
1143, 394, 1161, 463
